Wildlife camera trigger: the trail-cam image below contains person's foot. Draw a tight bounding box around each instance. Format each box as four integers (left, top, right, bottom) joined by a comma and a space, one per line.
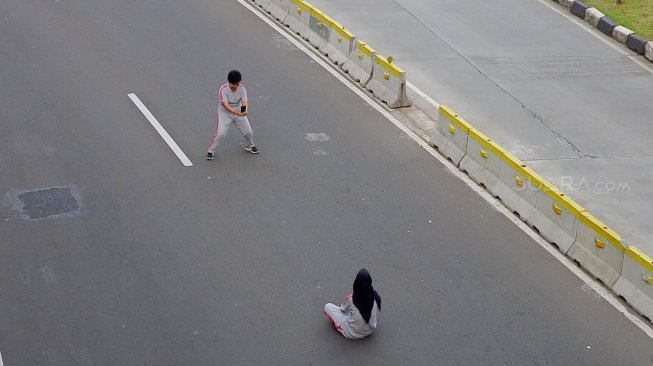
205, 152, 214, 160
245, 145, 259, 154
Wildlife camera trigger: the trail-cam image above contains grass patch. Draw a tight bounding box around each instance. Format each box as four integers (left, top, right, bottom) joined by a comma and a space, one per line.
581, 0, 653, 40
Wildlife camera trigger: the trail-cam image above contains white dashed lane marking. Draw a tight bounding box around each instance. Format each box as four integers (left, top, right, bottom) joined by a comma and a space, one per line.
127, 93, 193, 167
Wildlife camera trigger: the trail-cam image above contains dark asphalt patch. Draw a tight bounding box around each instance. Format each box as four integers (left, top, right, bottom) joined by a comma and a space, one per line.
6, 186, 81, 220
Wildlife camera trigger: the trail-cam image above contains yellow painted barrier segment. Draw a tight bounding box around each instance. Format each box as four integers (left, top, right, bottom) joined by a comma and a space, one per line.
276, 0, 635, 270
594, 238, 606, 249
553, 204, 562, 215
292, 0, 355, 41
625, 246, 653, 276
357, 41, 375, 57
374, 54, 405, 78
539, 181, 585, 218
468, 128, 505, 158
291, 0, 313, 13
305, 2, 332, 27
439, 105, 472, 133
500, 150, 545, 190
580, 212, 624, 251
329, 19, 355, 41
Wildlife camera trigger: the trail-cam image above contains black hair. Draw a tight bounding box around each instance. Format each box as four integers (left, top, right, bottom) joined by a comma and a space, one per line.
227, 70, 242, 84
352, 269, 381, 323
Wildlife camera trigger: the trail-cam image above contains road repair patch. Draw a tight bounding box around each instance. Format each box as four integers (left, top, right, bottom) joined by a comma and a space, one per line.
5, 186, 82, 220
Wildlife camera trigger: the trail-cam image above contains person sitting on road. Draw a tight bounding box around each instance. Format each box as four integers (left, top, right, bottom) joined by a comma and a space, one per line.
324, 268, 382, 339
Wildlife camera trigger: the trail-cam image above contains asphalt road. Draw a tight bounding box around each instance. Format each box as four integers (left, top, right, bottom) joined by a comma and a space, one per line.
307, 0, 653, 251
1, 0, 653, 365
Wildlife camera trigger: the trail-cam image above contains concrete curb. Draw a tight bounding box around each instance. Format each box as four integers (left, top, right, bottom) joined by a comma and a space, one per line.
550, 0, 652, 65
596, 16, 618, 37
627, 33, 649, 55
613, 25, 634, 45
584, 7, 604, 27
646, 42, 653, 63
570, 0, 588, 18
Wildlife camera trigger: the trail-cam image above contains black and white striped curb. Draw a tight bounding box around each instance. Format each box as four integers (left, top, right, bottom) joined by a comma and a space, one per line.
551, 0, 653, 63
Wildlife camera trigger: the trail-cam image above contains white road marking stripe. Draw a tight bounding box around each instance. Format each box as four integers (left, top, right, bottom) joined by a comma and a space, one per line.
1, 351, 4, 366
127, 93, 193, 167
237, 0, 653, 338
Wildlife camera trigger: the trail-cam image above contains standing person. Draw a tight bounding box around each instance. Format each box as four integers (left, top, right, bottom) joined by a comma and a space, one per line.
206, 70, 259, 160
324, 269, 382, 339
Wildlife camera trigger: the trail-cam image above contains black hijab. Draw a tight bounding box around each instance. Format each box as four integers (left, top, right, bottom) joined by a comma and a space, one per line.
352, 268, 382, 323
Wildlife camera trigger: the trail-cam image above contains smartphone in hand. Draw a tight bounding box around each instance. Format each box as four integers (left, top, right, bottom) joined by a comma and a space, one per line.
241, 105, 247, 113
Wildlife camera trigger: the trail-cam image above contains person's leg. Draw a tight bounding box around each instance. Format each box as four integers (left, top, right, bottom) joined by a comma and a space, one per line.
324, 303, 347, 332
207, 112, 233, 154
233, 115, 255, 148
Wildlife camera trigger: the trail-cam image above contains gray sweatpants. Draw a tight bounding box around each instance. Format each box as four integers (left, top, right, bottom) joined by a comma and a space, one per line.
207, 111, 255, 154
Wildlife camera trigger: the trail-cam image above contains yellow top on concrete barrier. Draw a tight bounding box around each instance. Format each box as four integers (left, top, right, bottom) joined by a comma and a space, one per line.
580, 212, 624, 251
500, 150, 546, 189
357, 41, 375, 57
291, 0, 314, 13
625, 246, 653, 274
296, 0, 354, 41
539, 180, 585, 217
468, 128, 507, 158
329, 19, 355, 41
439, 105, 473, 133
303, 1, 333, 26
374, 54, 405, 78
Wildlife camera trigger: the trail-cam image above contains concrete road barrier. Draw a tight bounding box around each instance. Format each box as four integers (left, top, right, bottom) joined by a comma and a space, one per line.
527, 182, 585, 253
494, 151, 543, 222
260, 0, 410, 106
305, 7, 332, 53
342, 40, 375, 86
285, 0, 312, 37
281, 0, 356, 70
265, 0, 290, 22
613, 246, 653, 321
251, 0, 273, 9
430, 105, 471, 165
324, 19, 356, 68
459, 128, 505, 197
366, 54, 411, 108
568, 212, 625, 287
425, 88, 652, 318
